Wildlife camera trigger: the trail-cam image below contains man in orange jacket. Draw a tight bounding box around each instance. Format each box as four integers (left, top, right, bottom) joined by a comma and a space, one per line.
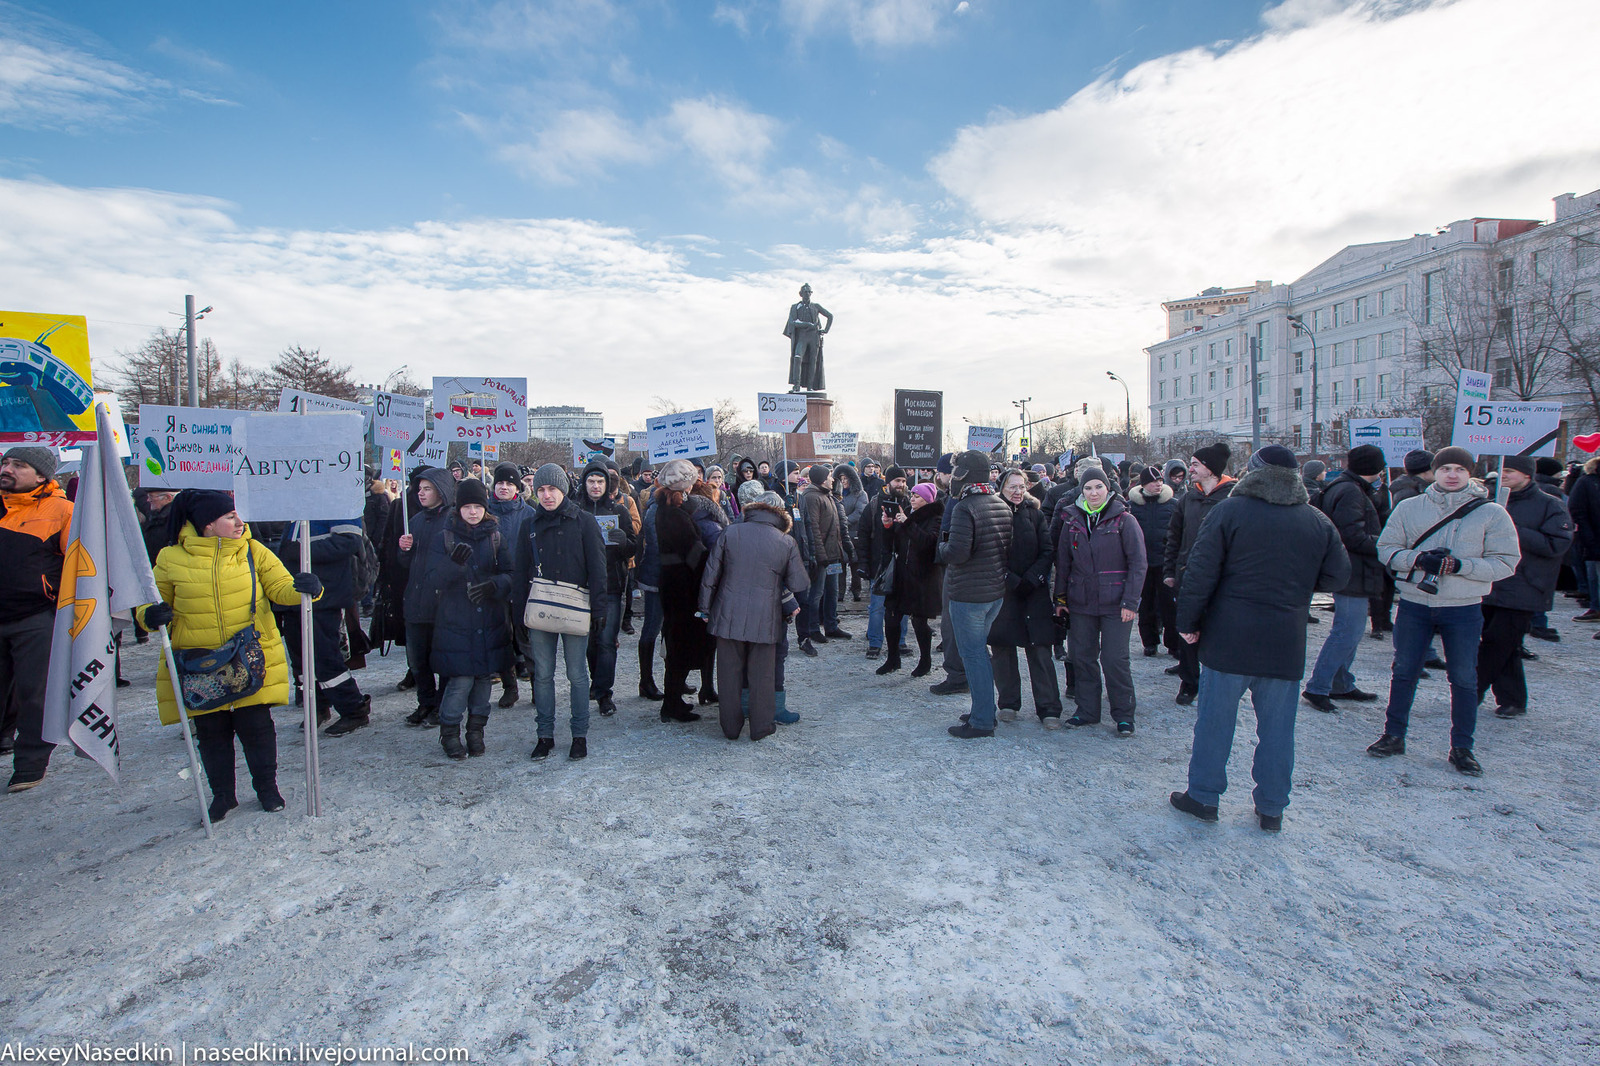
0, 446, 73, 791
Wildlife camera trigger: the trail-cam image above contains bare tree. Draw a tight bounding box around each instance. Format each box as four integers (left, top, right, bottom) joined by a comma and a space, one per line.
387, 369, 430, 398
266, 345, 359, 400
111, 328, 226, 416
1411, 257, 1568, 401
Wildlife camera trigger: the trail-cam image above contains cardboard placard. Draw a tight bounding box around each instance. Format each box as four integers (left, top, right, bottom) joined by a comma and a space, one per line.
233, 412, 366, 521
1349, 417, 1425, 469
757, 392, 808, 434
647, 407, 716, 463
894, 390, 943, 468
0, 310, 97, 446
626, 430, 650, 452
966, 425, 1005, 452
278, 388, 373, 434
134, 405, 247, 490
1455, 401, 1561, 457
432, 376, 527, 443
812, 431, 859, 455
574, 436, 617, 467
374, 391, 427, 477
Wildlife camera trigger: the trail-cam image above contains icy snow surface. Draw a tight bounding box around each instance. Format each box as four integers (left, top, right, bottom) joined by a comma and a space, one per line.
3, 602, 1598, 1064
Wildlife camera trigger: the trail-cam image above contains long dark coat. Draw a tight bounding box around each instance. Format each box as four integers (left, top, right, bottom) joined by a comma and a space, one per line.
987, 494, 1056, 647
885, 500, 944, 619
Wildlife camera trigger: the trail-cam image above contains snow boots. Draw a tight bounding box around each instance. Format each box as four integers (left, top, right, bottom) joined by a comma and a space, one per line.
440, 722, 467, 761
465, 715, 488, 757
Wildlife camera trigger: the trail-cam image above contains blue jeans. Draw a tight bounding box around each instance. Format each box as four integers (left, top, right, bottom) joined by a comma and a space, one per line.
821, 569, 840, 630
1306, 593, 1367, 696
586, 592, 621, 700
799, 565, 823, 638
438, 676, 492, 726
866, 592, 908, 650
639, 588, 663, 647
948, 598, 1003, 729
1187, 669, 1300, 817
1384, 598, 1483, 749
529, 630, 591, 739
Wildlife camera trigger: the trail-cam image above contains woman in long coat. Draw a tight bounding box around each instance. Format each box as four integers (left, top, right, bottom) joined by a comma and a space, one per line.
987, 469, 1063, 725
876, 483, 944, 676
654, 459, 727, 721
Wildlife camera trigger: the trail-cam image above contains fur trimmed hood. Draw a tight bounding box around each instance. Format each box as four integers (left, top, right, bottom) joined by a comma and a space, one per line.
742, 499, 792, 533
1231, 465, 1308, 507
1130, 483, 1174, 506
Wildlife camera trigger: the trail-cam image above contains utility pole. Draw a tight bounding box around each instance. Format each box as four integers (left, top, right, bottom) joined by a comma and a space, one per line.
1289, 315, 1320, 458
1106, 371, 1132, 462
185, 295, 198, 407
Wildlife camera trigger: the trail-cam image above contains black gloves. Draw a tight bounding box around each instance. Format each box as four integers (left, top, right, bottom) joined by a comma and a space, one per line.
143, 602, 174, 629
292, 572, 323, 596
605, 526, 627, 546
450, 542, 474, 565
466, 581, 496, 604
1013, 575, 1036, 596
1414, 549, 1452, 575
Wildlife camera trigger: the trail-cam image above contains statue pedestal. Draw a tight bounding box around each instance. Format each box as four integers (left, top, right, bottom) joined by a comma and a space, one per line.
784, 392, 832, 462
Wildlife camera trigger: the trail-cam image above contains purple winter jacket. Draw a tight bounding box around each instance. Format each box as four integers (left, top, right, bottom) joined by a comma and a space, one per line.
1053, 495, 1148, 616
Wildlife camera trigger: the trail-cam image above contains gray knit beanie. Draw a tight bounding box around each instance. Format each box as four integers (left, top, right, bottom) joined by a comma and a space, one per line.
531, 463, 567, 492
2, 446, 58, 481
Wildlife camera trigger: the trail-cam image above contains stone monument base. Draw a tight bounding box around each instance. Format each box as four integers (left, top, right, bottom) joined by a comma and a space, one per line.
783, 392, 833, 462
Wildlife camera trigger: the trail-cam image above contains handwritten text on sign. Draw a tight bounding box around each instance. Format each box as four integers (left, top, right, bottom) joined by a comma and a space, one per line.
233, 412, 366, 521
812, 431, 859, 455
279, 388, 373, 434
966, 425, 1005, 452
757, 392, 808, 434
894, 389, 943, 468
647, 407, 717, 463
135, 405, 246, 490
1455, 402, 1561, 457
433, 376, 528, 442
374, 391, 427, 477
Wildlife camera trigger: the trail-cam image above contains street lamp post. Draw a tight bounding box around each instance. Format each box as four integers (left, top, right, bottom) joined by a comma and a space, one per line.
177, 297, 213, 407
1249, 335, 1261, 454
1288, 315, 1319, 458
1012, 397, 1031, 460
1106, 371, 1131, 462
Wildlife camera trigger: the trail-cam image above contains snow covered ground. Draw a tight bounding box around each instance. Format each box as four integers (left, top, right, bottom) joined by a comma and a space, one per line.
3, 600, 1598, 1065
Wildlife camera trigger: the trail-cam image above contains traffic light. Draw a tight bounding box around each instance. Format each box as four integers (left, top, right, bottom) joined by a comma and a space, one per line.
1081, 402, 1088, 415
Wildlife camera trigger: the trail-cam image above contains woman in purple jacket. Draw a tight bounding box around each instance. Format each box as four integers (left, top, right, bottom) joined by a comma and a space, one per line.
1053, 467, 1148, 736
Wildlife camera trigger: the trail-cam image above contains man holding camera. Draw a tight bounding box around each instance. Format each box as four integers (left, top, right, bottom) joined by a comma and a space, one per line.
1369, 447, 1519, 775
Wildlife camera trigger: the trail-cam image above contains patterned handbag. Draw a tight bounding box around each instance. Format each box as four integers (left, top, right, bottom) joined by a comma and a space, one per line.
173, 548, 269, 712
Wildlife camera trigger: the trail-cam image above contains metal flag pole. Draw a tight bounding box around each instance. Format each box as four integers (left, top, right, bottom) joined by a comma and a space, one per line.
300, 519, 322, 816
158, 627, 214, 839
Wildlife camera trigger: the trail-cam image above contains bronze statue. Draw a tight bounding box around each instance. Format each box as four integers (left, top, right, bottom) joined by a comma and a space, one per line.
783, 284, 831, 393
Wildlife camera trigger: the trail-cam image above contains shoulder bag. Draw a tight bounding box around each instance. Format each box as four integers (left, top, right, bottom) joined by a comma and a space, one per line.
523, 529, 591, 635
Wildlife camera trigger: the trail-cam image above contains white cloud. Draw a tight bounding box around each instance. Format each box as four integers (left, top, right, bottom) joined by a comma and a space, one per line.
490, 107, 659, 184
439, 0, 619, 53
667, 96, 778, 190
0, 31, 150, 128
778, 0, 951, 47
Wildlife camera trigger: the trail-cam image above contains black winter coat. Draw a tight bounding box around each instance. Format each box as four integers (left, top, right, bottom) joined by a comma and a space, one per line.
575, 492, 638, 596
988, 495, 1055, 647
1389, 474, 1428, 507
515, 497, 608, 605
1164, 477, 1235, 585
1484, 484, 1574, 611
1569, 471, 1600, 561
1316, 471, 1385, 597
939, 488, 1013, 603
278, 519, 362, 611
423, 514, 516, 678
1175, 465, 1350, 681
364, 490, 390, 555
1127, 484, 1176, 574
886, 500, 944, 619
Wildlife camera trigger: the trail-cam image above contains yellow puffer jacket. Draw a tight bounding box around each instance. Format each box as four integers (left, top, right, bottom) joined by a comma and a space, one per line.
135, 524, 311, 724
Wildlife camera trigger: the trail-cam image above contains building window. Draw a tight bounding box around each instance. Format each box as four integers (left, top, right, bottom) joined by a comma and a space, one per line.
1379, 288, 1390, 316
1259, 407, 1269, 424
1184, 308, 1195, 322
1157, 354, 1165, 373
1255, 321, 1268, 358
1496, 259, 1513, 289
1208, 371, 1216, 391
1190, 405, 1196, 423
1293, 387, 1303, 411
1190, 347, 1198, 366
1330, 342, 1341, 367
1355, 296, 1369, 320
1495, 307, 1513, 340
1576, 232, 1596, 270
1354, 377, 1364, 404
1225, 338, 1233, 359
1293, 423, 1303, 447
1224, 399, 1232, 419
1493, 356, 1513, 389
1225, 368, 1234, 389
1294, 350, 1304, 374
1256, 372, 1268, 398
1208, 343, 1216, 362
1158, 381, 1166, 400
1533, 250, 1549, 283
1424, 270, 1444, 325
1208, 402, 1215, 421
1159, 409, 1166, 427
1332, 381, 1341, 406
1378, 373, 1391, 400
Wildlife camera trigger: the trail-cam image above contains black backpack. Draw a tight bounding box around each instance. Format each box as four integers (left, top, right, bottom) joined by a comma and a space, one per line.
352, 532, 381, 595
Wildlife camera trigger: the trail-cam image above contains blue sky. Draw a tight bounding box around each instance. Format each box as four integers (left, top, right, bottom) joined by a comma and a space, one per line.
3, 0, 1598, 435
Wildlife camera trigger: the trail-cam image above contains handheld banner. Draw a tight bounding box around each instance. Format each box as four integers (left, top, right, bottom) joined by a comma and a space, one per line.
757, 392, 809, 434
374, 391, 427, 477
0, 310, 96, 445
1455, 401, 1561, 457
135, 405, 247, 490
813, 431, 859, 455
626, 430, 650, 452
1349, 417, 1425, 469
278, 388, 372, 434
233, 412, 366, 521
432, 376, 527, 443
894, 390, 943, 468
966, 425, 1005, 452
574, 436, 617, 467
647, 408, 716, 463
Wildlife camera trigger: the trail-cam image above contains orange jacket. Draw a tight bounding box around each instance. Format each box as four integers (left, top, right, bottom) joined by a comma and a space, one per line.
0, 479, 73, 621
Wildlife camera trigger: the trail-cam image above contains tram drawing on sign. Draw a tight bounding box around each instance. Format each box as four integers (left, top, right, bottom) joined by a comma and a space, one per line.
0, 322, 94, 434
448, 392, 500, 421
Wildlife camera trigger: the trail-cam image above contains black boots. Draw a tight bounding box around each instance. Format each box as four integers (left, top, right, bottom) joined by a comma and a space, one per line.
465, 715, 488, 757
498, 673, 519, 708
440, 722, 467, 760
638, 641, 664, 700
569, 737, 587, 760
660, 698, 701, 722
530, 737, 555, 760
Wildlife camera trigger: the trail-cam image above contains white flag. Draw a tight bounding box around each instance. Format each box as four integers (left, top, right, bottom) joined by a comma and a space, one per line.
41, 402, 162, 783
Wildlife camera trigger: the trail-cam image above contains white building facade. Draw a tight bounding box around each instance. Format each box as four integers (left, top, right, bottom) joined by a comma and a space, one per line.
527, 405, 604, 443
1147, 188, 1600, 458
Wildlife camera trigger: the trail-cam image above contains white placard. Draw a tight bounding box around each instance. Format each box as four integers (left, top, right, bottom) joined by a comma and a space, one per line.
757, 392, 808, 434
573, 435, 617, 467
432, 376, 527, 443
626, 430, 650, 452
278, 388, 373, 433
966, 425, 1005, 452
647, 407, 716, 463
233, 412, 366, 521
1454, 401, 1561, 457
92, 393, 132, 460
1349, 417, 1425, 469
374, 391, 426, 477
134, 405, 247, 490
812, 431, 859, 455
405, 431, 447, 474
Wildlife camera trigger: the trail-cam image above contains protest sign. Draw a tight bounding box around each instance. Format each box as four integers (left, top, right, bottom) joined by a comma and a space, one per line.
626, 430, 650, 452
404, 431, 447, 474
574, 436, 617, 467
374, 391, 426, 477
1450, 369, 1493, 446
757, 392, 809, 434
0, 310, 97, 446
135, 405, 247, 490
432, 376, 528, 443
966, 425, 1005, 452
1349, 417, 1425, 468
279, 388, 372, 434
813, 431, 859, 455
1454, 401, 1561, 457
647, 408, 716, 463
233, 412, 366, 521
894, 390, 943, 468
594, 514, 619, 534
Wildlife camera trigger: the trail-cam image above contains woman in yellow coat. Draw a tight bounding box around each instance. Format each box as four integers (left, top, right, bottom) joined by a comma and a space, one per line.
136, 490, 322, 822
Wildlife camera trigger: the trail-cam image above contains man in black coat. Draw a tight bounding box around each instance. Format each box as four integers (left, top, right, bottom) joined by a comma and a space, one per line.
1389, 450, 1433, 507
277, 515, 371, 734
1170, 446, 1350, 831
857, 465, 910, 658
576, 458, 638, 716
396, 467, 456, 725
1128, 466, 1179, 658
1163, 442, 1235, 704
1476, 457, 1574, 716
938, 449, 1013, 738
1303, 445, 1387, 711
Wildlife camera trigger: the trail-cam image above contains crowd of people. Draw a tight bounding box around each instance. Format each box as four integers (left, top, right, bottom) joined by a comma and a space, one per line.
2, 434, 1595, 833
